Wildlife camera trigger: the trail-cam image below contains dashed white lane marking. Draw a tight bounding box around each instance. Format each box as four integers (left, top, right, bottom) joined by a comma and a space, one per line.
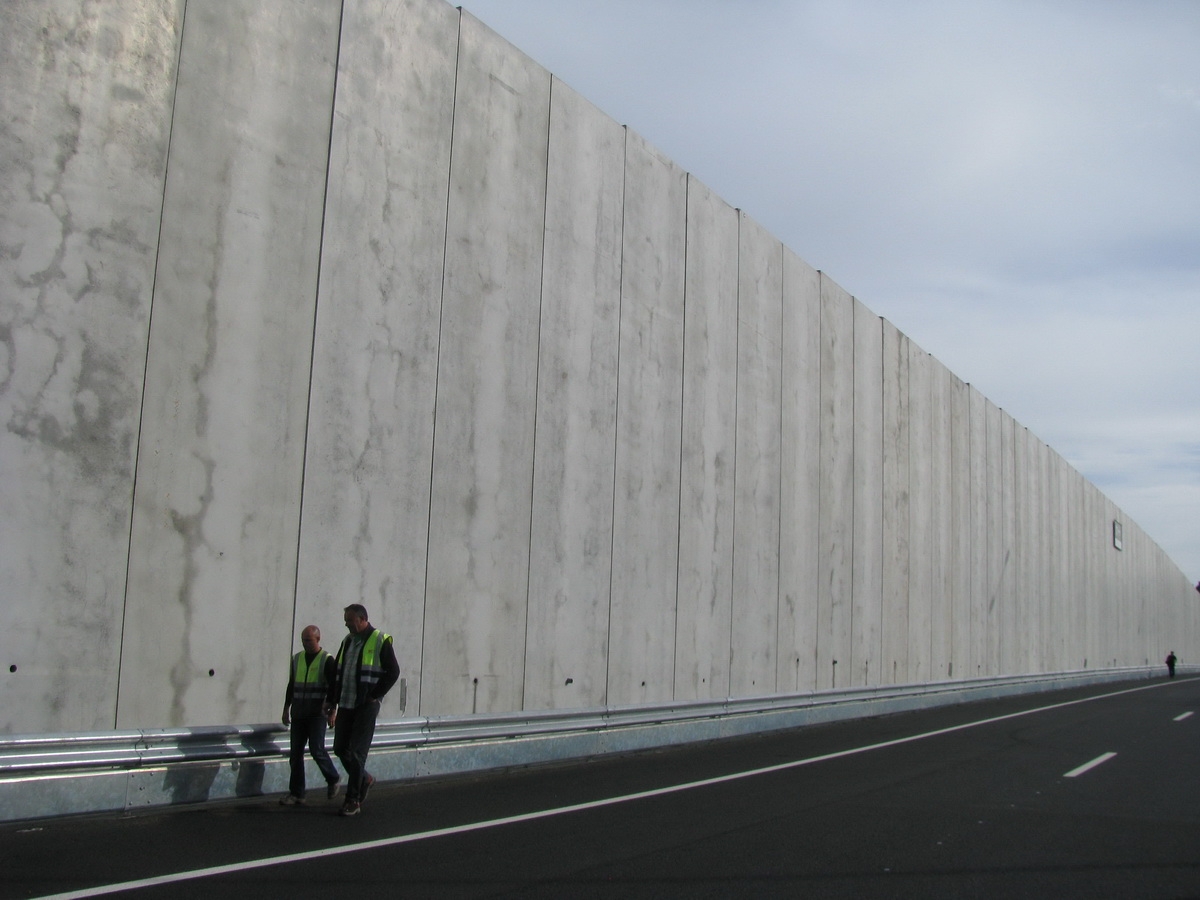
32, 680, 1172, 900
1174, 711, 1193, 721
1063, 751, 1118, 778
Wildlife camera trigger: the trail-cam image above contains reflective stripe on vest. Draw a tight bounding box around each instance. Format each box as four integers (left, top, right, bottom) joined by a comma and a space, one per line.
292, 650, 329, 704
359, 630, 392, 686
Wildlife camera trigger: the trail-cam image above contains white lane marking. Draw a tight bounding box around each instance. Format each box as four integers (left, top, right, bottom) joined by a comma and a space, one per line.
1063, 751, 1118, 778
31, 679, 1173, 900
1174, 711, 1193, 722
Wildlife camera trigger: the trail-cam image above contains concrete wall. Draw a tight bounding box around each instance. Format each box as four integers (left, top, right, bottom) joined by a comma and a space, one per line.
2, 0, 1195, 734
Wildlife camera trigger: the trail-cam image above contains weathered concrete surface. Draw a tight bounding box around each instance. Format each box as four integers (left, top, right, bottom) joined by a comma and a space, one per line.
0, 2, 182, 733
908, 341, 933, 683
675, 177, 738, 701
422, 12, 550, 716
778, 251, 822, 693
295, 0, 459, 718
524, 78, 624, 711
730, 213, 783, 696
1, 0, 1195, 734
930, 357, 954, 680
818, 275, 854, 690
882, 320, 911, 685
607, 131, 687, 708
852, 299, 883, 688
118, 1, 341, 727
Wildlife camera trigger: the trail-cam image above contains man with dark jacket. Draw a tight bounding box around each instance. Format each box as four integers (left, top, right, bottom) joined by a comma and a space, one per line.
280, 625, 341, 805
330, 604, 400, 817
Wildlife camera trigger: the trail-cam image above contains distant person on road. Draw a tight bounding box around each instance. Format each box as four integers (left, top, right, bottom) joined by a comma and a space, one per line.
330, 604, 400, 817
281, 625, 341, 806
1166, 651, 1177, 678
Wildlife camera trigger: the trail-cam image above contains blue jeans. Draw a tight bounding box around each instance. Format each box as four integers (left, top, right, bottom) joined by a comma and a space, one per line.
288, 715, 339, 798
333, 700, 379, 802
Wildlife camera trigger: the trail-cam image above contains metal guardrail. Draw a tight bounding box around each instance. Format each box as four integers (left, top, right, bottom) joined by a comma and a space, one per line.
0, 666, 1173, 822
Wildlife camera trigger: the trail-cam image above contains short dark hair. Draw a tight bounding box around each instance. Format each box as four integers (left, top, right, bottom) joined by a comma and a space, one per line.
344, 603, 368, 621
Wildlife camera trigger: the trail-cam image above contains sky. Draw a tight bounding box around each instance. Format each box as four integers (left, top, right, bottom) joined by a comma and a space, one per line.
462, 0, 1200, 587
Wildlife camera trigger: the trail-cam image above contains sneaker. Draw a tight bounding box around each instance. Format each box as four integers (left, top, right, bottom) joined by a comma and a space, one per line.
279, 794, 306, 806
360, 774, 375, 804
326, 778, 341, 800
339, 801, 361, 817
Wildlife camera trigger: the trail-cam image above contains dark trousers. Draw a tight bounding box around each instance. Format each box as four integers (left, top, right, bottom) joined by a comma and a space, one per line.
288, 715, 339, 798
333, 701, 379, 803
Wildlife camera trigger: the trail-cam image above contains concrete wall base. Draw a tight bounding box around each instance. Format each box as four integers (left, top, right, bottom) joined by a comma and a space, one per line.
1, 668, 1178, 824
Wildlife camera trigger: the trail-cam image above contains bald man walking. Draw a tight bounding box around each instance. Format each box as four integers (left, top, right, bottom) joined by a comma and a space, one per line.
280, 625, 341, 805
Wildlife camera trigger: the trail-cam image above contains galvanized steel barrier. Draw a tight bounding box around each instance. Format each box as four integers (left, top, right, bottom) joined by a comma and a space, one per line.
0, 668, 1170, 823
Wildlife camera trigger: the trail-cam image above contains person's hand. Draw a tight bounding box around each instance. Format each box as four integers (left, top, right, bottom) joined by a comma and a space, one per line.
327, 708, 337, 727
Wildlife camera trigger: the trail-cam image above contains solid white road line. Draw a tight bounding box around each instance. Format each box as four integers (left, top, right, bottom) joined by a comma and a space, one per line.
1173, 711, 1193, 721
32, 679, 1173, 900
1063, 751, 1118, 778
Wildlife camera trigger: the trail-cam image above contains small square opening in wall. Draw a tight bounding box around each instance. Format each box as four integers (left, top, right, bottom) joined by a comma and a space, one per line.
1113, 519, 1123, 551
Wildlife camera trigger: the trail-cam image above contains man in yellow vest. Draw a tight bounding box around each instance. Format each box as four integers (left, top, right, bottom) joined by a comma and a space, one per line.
280, 625, 341, 805
330, 604, 400, 817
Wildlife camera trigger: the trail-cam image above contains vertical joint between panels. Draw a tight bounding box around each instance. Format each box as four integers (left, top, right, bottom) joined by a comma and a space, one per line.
603, 126, 630, 708
117, 0, 193, 730
672, 175, 691, 701
774, 245, 786, 691
292, 0, 346, 643
419, 9, 464, 716
728, 211, 743, 694
520, 72, 554, 712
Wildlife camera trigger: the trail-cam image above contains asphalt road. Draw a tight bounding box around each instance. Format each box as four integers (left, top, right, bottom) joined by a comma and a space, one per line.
6, 676, 1199, 899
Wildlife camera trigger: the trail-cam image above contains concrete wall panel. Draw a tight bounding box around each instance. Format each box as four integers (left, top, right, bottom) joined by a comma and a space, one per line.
997, 411, 1017, 673
1050, 449, 1069, 670
675, 178, 738, 701
422, 13, 550, 716
778, 252, 822, 692
1075, 468, 1094, 667
852, 301, 883, 687
0, 1, 182, 732
907, 343, 933, 682
929, 357, 954, 680
296, 0, 460, 716
1101, 494, 1120, 667
881, 320, 910, 684
968, 385, 988, 678
949, 373, 971, 679
1014, 426, 1036, 674
524, 80, 624, 710
1041, 442, 1059, 669
119, 2, 340, 727
983, 399, 1004, 675
818, 275, 855, 689
729, 213, 783, 696
1082, 481, 1102, 669
607, 132, 687, 707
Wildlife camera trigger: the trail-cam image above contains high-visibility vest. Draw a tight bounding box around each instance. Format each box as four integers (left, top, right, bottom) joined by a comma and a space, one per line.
291, 650, 330, 712
339, 628, 392, 689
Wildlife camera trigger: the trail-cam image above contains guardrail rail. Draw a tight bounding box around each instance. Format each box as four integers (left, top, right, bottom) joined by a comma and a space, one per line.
0, 667, 1174, 823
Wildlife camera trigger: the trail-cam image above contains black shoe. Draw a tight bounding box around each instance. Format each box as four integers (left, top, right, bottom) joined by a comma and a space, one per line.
326, 778, 341, 800
360, 774, 375, 804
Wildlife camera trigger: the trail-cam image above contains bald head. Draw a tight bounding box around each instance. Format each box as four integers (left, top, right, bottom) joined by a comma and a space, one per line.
300, 626, 321, 653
